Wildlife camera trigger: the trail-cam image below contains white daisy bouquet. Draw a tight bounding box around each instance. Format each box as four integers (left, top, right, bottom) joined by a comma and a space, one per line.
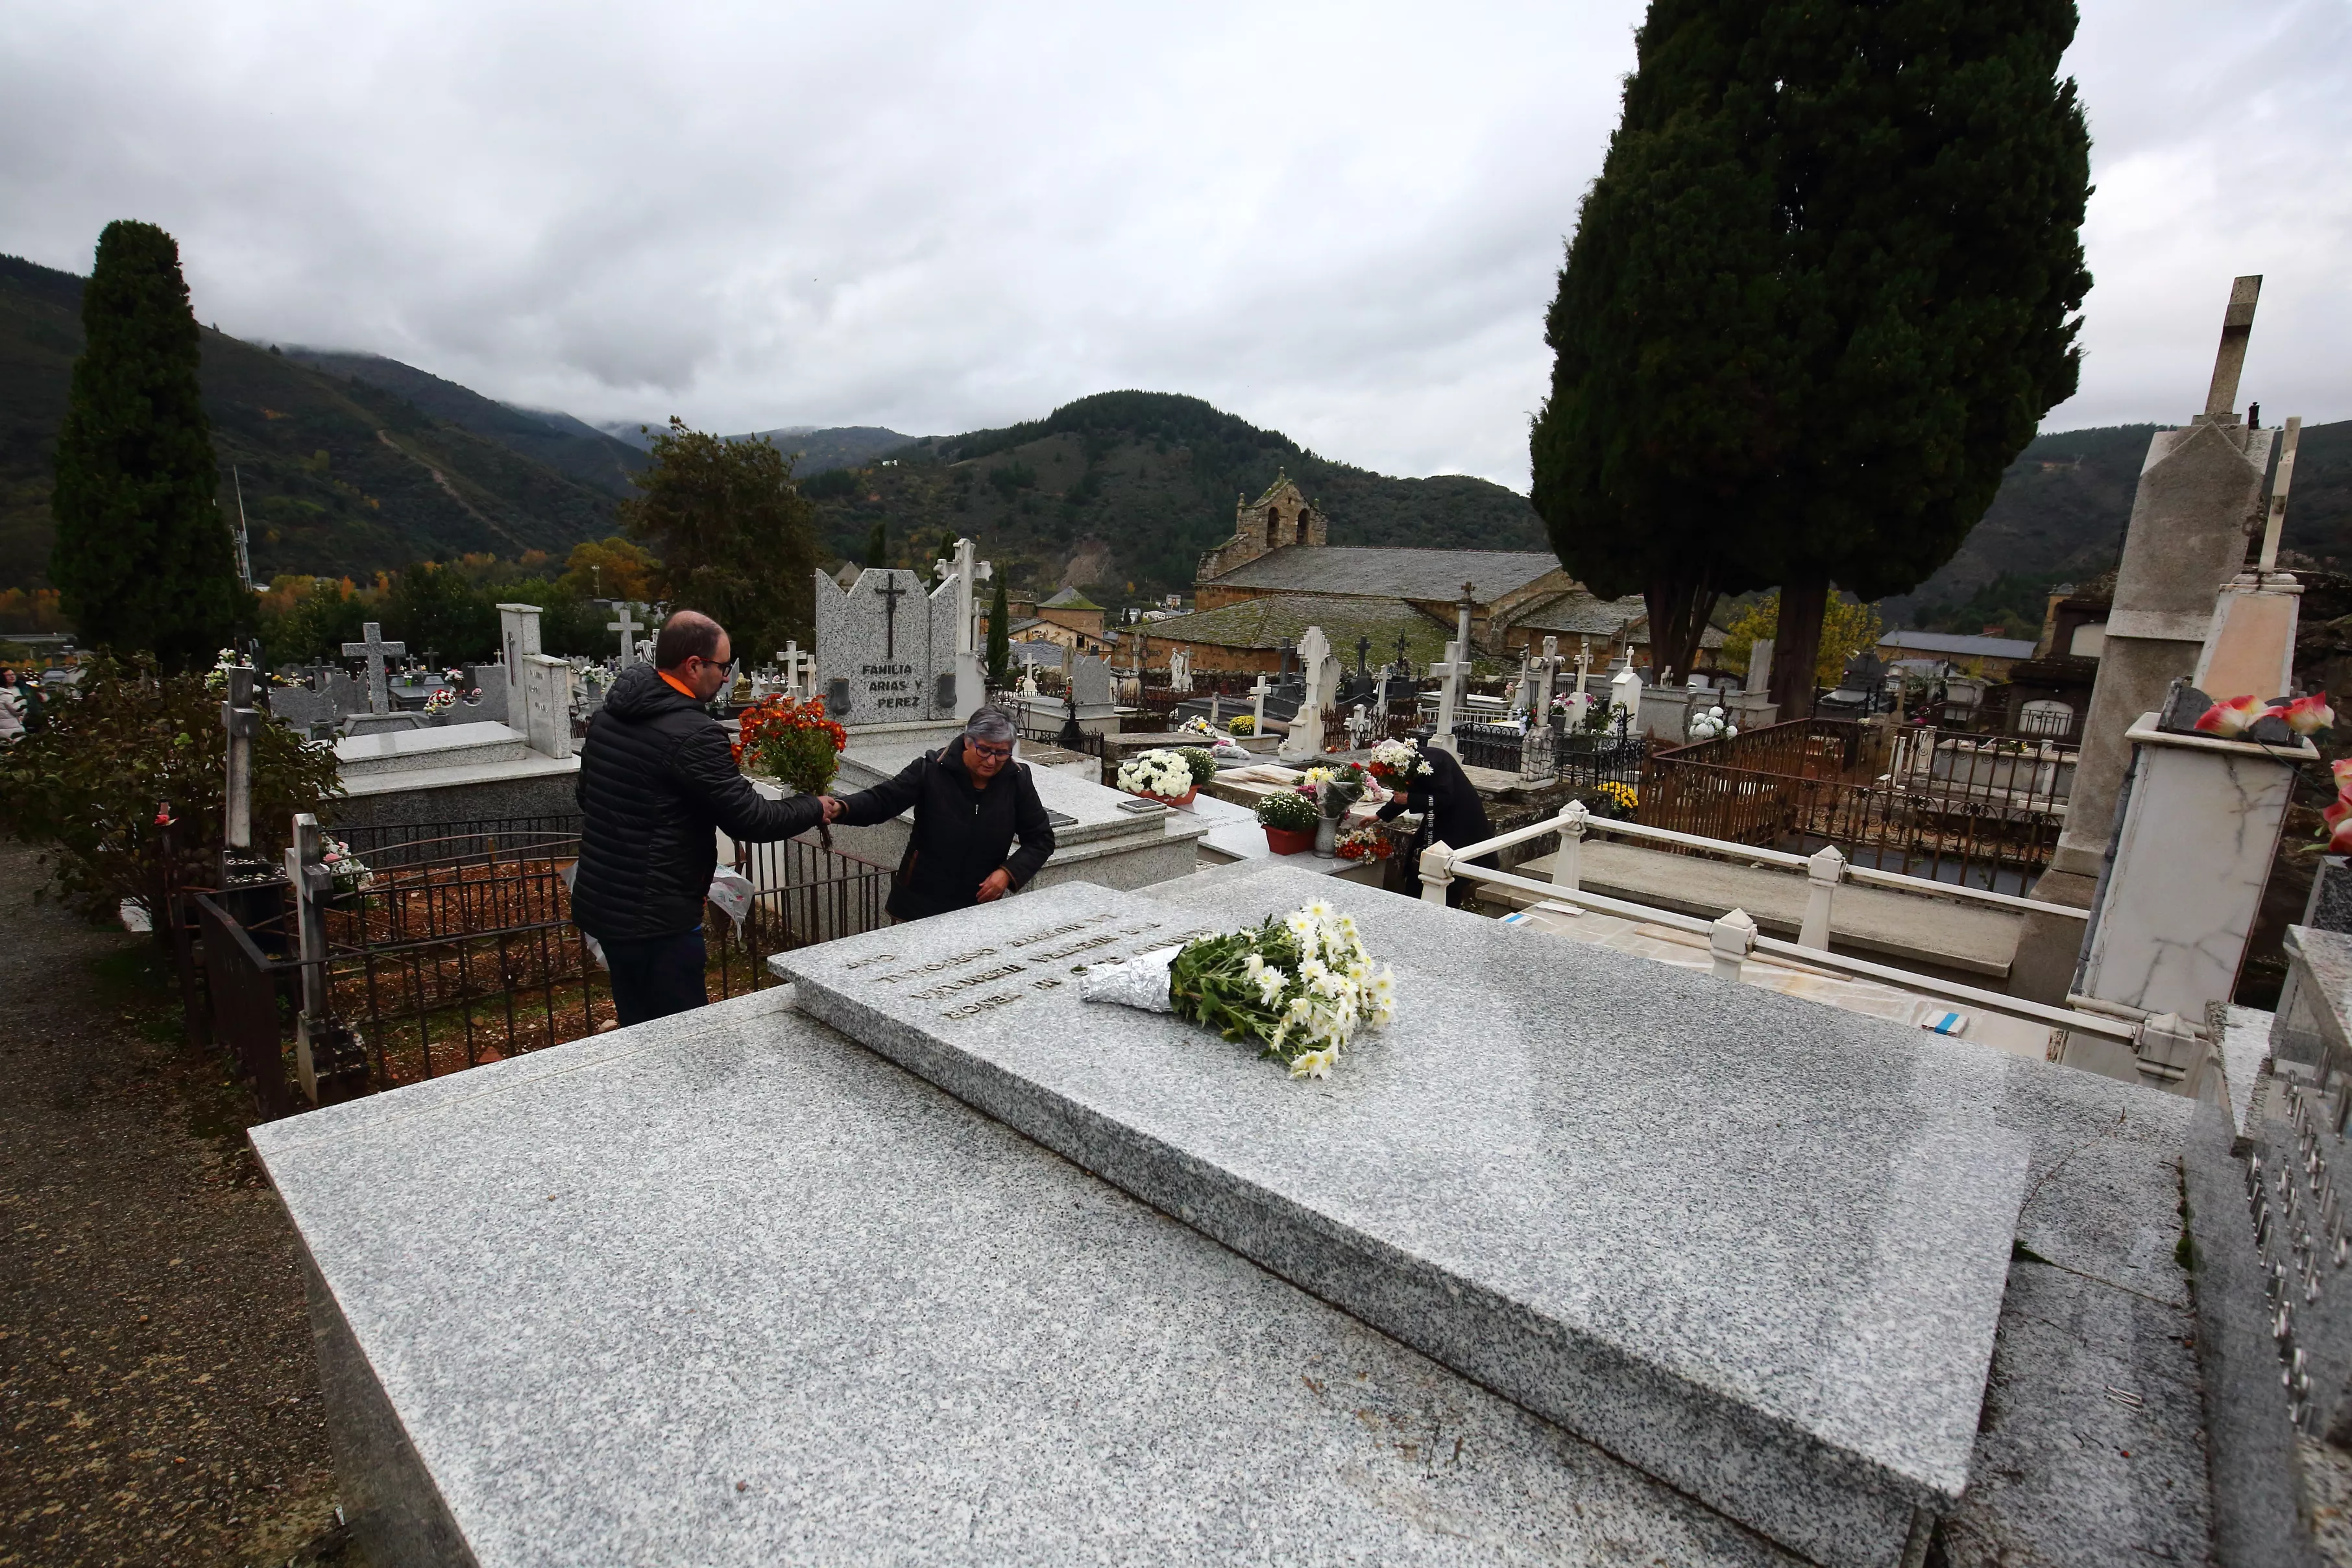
1117, 747, 1195, 800
1081, 900, 1398, 1079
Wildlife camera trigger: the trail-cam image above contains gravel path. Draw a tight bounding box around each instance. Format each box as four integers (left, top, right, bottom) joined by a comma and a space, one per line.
0, 840, 348, 1567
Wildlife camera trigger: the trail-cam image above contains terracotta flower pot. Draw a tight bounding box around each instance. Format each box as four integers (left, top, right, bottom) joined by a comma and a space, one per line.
1265, 826, 1315, 855
1135, 786, 1197, 809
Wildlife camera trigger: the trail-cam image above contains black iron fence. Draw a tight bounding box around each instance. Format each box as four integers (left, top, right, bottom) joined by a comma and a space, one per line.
1638, 718, 2076, 891
178, 815, 891, 1111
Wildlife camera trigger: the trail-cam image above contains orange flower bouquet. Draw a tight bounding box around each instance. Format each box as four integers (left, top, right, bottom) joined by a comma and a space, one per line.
736, 695, 849, 845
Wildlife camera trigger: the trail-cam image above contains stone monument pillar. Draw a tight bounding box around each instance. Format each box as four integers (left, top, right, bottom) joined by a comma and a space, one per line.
2011, 276, 2279, 1004
221, 664, 260, 876
498, 603, 543, 684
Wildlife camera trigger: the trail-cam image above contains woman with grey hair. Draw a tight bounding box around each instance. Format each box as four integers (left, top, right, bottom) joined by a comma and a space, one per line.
830, 706, 1056, 921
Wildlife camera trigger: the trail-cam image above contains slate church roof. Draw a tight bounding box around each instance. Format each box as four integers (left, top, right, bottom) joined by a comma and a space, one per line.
1138, 594, 1452, 664
1202, 546, 1564, 603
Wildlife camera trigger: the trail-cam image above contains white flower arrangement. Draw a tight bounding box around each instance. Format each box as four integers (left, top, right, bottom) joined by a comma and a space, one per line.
1117, 747, 1194, 799
424, 688, 456, 714
204, 647, 252, 692
1080, 899, 1398, 1079
1686, 705, 1738, 742
1368, 738, 1429, 783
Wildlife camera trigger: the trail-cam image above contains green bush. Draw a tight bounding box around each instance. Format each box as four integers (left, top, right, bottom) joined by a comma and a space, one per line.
1178, 747, 1218, 786
0, 655, 341, 924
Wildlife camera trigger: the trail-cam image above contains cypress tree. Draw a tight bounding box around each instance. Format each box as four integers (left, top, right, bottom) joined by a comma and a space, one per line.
865, 520, 887, 569
986, 572, 1012, 689
1530, 0, 2090, 712
50, 221, 245, 670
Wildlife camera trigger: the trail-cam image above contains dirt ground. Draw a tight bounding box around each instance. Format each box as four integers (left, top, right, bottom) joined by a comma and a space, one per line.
0, 839, 350, 1567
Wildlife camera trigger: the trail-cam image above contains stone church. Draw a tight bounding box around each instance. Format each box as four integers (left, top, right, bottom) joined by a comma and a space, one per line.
1144, 474, 1594, 675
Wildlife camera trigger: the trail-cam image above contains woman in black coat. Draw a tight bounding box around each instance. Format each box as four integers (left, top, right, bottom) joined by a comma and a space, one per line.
833, 708, 1058, 922
1374, 736, 1494, 908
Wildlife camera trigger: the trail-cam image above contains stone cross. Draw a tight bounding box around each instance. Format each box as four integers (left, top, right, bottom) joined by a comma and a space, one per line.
607, 603, 645, 668
283, 812, 330, 1020
341, 621, 406, 716
1455, 581, 1477, 660
1279, 625, 1335, 760
221, 664, 260, 856
1574, 636, 1593, 699
939, 536, 991, 701
1250, 673, 1272, 737
1430, 640, 1471, 754
773, 640, 816, 700
1536, 636, 1560, 718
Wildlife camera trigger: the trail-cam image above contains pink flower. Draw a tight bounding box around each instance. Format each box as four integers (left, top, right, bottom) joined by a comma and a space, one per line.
2194, 694, 2264, 737
2275, 692, 2335, 736
2331, 814, 2352, 856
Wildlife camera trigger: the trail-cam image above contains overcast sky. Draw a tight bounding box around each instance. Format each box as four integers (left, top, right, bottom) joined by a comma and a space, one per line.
3, 1, 2345, 489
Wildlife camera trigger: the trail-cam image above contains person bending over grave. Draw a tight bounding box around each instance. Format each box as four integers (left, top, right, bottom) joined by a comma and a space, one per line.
1375, 734, 1494, 910
572, 610, 844, 1025
829, 706, 1056, 923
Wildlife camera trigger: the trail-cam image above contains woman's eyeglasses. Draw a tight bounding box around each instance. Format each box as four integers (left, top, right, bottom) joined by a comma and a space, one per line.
970, 741, 1013, 760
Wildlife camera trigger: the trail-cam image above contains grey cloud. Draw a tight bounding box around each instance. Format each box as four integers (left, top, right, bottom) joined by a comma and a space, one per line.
1, 1, 2342, 493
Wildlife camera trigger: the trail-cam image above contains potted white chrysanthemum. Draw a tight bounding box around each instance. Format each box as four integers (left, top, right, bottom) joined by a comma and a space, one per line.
1117, 747, 1198, 807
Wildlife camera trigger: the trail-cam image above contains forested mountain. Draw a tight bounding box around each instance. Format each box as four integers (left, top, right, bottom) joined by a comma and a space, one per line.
13, 243, 2337, 625
283, 349, 648, 495
1, 254, 624, 591
806, 390, 1548, 597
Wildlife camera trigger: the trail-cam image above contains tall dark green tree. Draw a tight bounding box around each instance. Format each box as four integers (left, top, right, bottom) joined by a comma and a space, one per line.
620, 419, 819, 662
49, 221, 245, 669
1530, 0, 2091, 710
866, 520, 888, 568
986, 572, 1012, 688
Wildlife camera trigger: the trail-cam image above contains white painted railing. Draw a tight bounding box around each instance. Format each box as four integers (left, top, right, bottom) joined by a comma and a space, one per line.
1417, 800, 2137, 1047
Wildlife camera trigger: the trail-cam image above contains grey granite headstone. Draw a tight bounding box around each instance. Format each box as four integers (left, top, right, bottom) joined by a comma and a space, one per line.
775, 867, 2033, 1568
267, 682, 339, 738
466, 663, 509, 727
1071, 655, 1113, 708
814, 567, 960, 726
324, 669, 367, 718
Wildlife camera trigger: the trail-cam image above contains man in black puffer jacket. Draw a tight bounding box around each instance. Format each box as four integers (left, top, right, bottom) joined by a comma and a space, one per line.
572, 611, 839, 1024
833, 706, 1056, 922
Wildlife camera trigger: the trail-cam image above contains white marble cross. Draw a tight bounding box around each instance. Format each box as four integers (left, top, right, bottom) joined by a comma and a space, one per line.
1250, 673, 1272, 737
774, 640, 815, 700
1430, 640, 1471, 753
608, 603, 645, 668
340, 621, 406, 715
1575, 636, 1593, 699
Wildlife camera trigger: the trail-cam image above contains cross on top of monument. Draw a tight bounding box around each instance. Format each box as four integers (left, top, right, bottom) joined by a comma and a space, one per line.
607, 603, 645, 668
341, 621, 406, 716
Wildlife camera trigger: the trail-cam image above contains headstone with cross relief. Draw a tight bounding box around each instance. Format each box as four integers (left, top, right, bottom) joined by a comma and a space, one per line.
812, 566, 960, 728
